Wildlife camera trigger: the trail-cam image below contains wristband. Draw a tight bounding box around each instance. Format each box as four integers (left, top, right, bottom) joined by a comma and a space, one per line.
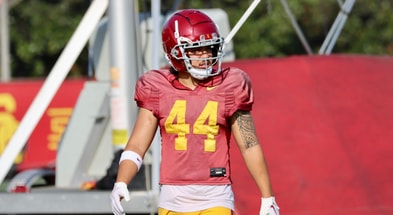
119, 150, 143, 171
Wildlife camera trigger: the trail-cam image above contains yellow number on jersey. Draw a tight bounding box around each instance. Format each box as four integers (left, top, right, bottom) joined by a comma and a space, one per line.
165, 100, 190, 150
164, 100, 219, 152
193, 101, 219, 152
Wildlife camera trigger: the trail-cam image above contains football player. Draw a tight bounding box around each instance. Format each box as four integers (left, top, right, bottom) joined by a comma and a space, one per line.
110, 9, 279, 215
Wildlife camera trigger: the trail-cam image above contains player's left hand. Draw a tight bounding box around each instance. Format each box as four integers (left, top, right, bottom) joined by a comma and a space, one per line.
259, 196, 280, 215
111, 182, 130, 215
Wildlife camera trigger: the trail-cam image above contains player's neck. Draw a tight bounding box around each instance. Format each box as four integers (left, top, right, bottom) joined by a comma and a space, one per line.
178, 72, 199, 90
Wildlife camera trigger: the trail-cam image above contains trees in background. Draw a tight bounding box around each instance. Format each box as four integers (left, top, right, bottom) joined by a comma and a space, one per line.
9, 0, 90, 77
200, 0, 393, 57
7, 0, 393, 78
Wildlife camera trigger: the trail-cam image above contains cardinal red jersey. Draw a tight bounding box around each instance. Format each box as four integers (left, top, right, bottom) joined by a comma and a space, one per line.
134, 68, 254, 185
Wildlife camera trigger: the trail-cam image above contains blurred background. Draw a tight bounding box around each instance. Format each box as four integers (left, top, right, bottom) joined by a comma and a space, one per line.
0, 0, 392, 214
2, 0, 392, 79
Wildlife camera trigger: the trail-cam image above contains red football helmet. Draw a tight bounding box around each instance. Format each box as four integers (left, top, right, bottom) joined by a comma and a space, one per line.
162, 9, 224, 79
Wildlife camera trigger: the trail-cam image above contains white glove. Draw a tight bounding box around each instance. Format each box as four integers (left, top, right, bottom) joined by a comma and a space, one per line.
111, 182, 130, 215
259, 196, 280, 215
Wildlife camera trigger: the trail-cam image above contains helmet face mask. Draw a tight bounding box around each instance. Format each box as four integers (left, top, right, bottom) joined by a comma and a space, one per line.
162, 9, 225, 80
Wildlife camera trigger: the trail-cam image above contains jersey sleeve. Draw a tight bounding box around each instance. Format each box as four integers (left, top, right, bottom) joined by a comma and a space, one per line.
226, 68, 254, 117
134, 71, 160, 114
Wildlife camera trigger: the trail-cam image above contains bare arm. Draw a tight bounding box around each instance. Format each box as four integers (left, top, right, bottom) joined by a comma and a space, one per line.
231, 110, 274, 197
115, 107, 158, 184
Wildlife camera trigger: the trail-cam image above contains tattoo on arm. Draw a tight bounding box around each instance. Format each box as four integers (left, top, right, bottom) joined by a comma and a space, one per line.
233, 111, 259, 149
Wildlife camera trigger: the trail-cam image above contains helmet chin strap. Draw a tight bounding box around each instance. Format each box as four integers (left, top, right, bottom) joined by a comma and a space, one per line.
188, 67, 213, 80
185, 58, 212, 80
185, 56, 223, 80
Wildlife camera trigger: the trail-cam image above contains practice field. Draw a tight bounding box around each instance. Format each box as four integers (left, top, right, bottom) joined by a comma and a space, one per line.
226, 55, 393, 215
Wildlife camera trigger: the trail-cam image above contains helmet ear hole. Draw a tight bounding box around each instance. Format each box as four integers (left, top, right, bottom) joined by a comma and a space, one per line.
171, 49, 179, 57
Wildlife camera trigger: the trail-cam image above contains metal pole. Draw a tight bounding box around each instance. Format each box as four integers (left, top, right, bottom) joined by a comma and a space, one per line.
319, 11, 343, 54
224, 0, 261, 46
108, 0, 143, 149
319, 0, 355, 55
325, 0, 355, 54
280, 0, 313, 55
0, 0, 11, 82
151, 0, 161, 200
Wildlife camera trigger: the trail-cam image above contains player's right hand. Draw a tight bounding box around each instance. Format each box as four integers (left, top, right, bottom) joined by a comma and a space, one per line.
111, 182, 130, 215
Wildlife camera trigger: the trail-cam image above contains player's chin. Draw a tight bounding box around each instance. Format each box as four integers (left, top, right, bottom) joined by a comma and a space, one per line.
198, 63, 213, 68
